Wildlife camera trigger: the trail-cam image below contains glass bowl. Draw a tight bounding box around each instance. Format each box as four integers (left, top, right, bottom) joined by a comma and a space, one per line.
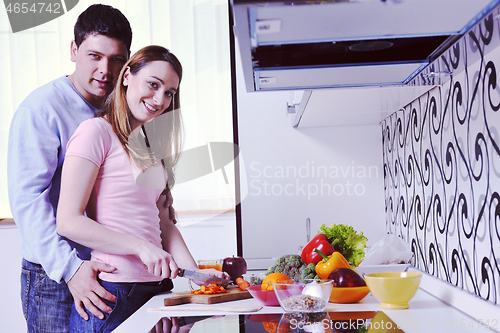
273, 279, 333, 313
247, 285, 280, 306
278, 312, 330, 332
242, 272, 266, 285
196, 259, 223, 271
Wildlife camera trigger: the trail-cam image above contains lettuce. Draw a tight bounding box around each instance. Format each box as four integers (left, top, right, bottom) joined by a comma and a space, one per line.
318, 224, 368, 267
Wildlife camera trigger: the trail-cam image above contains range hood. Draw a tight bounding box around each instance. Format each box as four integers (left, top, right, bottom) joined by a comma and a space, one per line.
231, 0, 499, 92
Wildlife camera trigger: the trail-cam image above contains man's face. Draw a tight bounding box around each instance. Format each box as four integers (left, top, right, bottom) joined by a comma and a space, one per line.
70, 34, 128, 108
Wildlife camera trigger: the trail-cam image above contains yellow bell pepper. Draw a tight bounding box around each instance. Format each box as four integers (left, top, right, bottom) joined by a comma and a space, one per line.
314, 249, 351, 279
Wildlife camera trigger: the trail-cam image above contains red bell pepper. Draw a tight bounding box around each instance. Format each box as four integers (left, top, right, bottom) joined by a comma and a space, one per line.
301, 234, 335, 265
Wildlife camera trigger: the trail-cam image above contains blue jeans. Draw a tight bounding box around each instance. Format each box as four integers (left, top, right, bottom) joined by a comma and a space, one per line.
21, 259, 74, 333
70, 278, 173, 333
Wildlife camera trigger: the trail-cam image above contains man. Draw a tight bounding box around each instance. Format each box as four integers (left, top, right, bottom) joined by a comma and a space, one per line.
7, 5, 133, 332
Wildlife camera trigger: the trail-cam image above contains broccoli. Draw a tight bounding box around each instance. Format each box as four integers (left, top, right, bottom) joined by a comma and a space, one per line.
266, 254, 309, 281
300, 263, 317, 280
287, 256, 302, 268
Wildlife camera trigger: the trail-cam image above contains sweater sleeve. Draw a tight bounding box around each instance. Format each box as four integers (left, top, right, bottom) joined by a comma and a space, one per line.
7, 105, 83, 283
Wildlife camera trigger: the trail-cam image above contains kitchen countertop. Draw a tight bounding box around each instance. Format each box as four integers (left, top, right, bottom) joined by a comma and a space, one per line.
113, 280, 499, 333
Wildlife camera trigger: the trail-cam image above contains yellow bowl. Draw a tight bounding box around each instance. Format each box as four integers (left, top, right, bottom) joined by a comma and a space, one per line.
329, 286, 370, 303
364, 272, 422, 309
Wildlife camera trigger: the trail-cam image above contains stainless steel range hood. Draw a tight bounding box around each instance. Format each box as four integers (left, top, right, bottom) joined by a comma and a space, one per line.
231, 0, 499, 92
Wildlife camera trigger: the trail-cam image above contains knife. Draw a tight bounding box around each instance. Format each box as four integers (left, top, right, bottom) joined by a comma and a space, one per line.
177, 268, 232, 286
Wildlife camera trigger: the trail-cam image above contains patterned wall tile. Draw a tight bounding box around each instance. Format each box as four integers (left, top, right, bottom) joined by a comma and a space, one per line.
382, 7, 500, 305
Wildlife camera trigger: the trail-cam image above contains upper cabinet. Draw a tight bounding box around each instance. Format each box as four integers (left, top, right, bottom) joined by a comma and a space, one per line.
231, 0, 499, 92
287, 85, 433, 127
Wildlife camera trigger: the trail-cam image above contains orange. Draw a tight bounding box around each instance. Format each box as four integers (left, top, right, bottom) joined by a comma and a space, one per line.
261, 272, 292, 291
263, 322, 278, 333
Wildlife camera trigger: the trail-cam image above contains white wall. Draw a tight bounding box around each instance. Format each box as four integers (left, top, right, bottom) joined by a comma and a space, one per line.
0, 225, 26, 332
235, 50, 388, 270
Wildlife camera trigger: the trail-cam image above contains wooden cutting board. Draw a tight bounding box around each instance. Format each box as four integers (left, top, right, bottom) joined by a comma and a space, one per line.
164, 286, 252, 306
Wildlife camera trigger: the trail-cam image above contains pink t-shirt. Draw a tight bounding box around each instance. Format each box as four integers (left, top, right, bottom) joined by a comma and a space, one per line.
66, 117, 167, 282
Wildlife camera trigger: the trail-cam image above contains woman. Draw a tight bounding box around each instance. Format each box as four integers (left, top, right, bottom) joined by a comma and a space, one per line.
57, 45, 223, 332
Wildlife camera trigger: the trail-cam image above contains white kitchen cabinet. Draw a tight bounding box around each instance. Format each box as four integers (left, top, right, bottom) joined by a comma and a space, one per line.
290, 84, 435, 127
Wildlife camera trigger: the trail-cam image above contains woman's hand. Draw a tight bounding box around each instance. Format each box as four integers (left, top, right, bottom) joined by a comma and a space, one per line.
138, 240, 179, 279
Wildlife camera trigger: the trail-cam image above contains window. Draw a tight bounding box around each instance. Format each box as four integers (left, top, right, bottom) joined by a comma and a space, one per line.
0, 0, 236, 222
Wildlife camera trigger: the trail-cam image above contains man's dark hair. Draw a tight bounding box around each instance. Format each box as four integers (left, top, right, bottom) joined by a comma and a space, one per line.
74, 4, 132, 51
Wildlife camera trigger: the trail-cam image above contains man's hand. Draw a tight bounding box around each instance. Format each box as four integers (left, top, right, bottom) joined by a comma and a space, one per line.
158, 190, 177, 224
169, 205, 177, 224
67, 261, 117, 320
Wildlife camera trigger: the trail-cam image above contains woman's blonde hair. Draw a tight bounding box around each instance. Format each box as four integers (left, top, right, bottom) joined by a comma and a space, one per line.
100, 45, 183, 189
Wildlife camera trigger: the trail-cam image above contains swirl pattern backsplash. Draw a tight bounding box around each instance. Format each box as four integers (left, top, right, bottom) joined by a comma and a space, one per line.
382, 9, 500, 305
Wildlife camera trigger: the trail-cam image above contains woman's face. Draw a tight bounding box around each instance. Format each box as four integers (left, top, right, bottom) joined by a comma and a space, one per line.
123, 60, 179, 130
